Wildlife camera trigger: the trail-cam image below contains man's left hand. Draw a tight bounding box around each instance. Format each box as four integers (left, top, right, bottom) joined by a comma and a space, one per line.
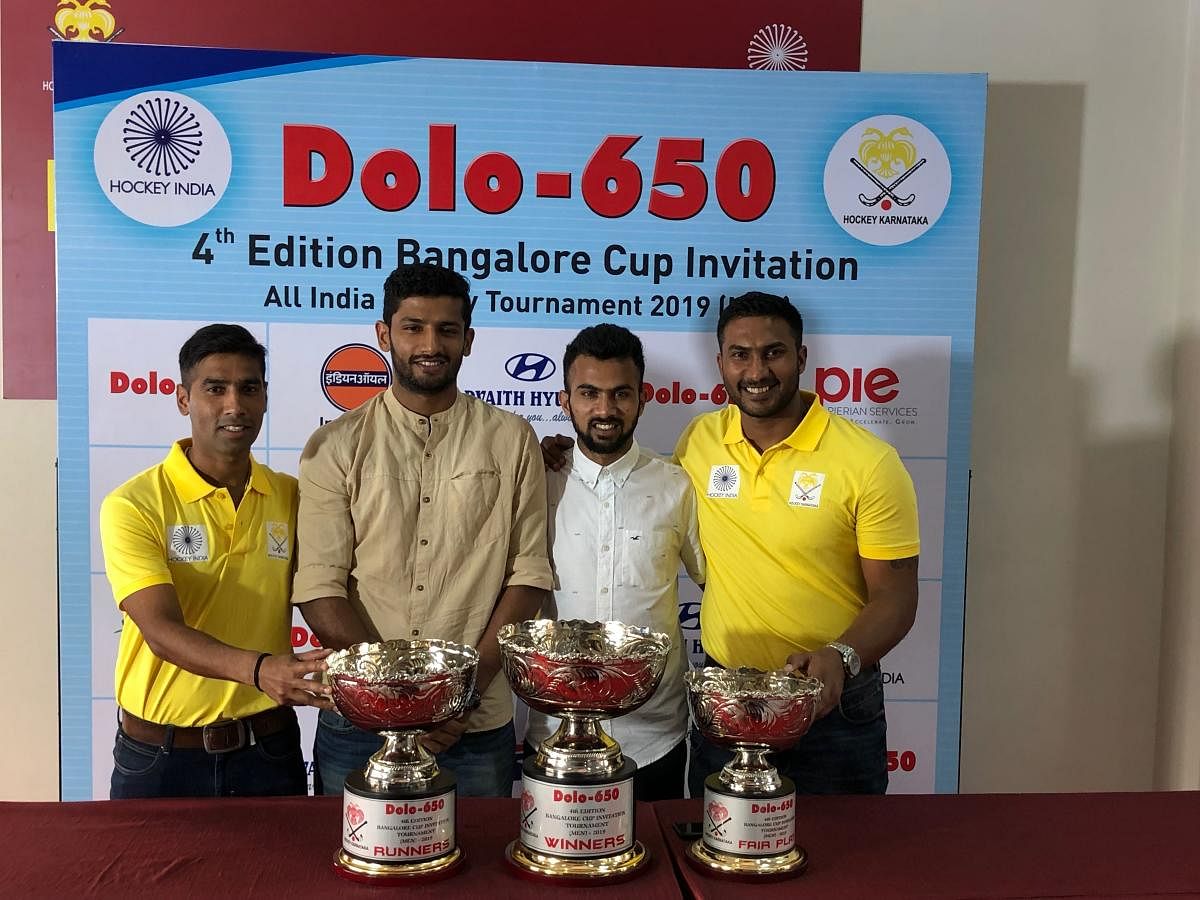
420, 714, 470, 754
785, 646, 845, 719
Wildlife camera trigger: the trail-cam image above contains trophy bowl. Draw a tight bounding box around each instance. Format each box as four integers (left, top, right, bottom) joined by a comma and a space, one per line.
499, 619, 670, 719
684, 667, 823, 880
328, 639, 478, 735
326, 639, 478, 884
685, 667, 822, 756
499, 620, 671, 882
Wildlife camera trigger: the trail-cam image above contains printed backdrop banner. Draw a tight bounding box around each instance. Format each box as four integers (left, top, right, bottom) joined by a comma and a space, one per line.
54, 41, 984, 800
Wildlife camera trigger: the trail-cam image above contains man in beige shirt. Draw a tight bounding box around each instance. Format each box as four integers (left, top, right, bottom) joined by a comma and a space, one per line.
293, 263, 552, 797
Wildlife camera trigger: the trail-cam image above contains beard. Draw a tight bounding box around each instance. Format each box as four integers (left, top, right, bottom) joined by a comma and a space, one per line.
571, 411, 639, 457
391, 352, 462, 396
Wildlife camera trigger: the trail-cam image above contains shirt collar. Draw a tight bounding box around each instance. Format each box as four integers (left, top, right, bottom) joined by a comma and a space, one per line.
568, 439, 641, 490
165, 439, 271, 503
722, 391, 830, 451
384, 387, 465, 433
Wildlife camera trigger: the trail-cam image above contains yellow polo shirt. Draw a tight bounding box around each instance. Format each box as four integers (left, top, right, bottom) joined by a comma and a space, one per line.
99, 440, 297, 726
674, 392, 919, 671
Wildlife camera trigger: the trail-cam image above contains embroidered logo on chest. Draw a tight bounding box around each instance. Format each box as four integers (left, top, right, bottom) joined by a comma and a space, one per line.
167, 524, 209, 562
708, 464, 741, 499
789, 471, 826, 508
265, 521, 290, 560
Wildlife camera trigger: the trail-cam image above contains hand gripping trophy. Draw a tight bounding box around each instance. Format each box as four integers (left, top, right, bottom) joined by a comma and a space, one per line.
684, 667, 823, 880
325, 639, 478, 883
499, 620, 671, 882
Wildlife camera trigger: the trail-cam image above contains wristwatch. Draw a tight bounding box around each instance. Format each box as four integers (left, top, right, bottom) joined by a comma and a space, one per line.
826, 641, 861, 678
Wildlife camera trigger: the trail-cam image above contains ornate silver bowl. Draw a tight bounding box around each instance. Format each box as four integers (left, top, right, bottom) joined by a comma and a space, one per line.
327, 639, 478, 788
499, 620, 671, 776
685, 667, 822, 793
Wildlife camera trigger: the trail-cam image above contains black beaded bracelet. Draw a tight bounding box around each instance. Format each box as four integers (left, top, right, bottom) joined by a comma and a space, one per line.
252, 652, 271, 691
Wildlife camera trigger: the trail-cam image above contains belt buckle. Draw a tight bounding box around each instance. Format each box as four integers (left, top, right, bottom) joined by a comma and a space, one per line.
202, 718, 247, 754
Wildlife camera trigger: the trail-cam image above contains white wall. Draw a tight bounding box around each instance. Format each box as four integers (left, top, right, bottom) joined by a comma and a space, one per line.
2, 1, 1197, 799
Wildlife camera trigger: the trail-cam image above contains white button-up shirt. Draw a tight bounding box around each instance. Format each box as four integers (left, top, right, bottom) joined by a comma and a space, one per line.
528, 440, 705, 767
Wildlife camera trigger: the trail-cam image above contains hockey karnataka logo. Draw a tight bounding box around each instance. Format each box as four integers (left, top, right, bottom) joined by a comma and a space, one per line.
321, 344, 391, 411
94, 91, 231, 227
824, 116, 951, 246
50, 1, 123, 42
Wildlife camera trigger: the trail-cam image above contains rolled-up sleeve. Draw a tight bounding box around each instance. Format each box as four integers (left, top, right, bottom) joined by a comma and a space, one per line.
504, 424, 553, 591
293, 425, 355, 604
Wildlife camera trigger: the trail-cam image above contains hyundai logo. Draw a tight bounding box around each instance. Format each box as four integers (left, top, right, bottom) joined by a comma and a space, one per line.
505, 353, 556, 382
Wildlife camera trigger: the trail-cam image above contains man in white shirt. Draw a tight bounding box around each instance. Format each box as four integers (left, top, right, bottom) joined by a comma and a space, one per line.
527, 324, 705, 800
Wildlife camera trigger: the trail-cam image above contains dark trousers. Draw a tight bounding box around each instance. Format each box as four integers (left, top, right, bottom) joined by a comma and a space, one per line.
110, 710, 307, 799
632, 739, 687, 801
688, 659, 889, 798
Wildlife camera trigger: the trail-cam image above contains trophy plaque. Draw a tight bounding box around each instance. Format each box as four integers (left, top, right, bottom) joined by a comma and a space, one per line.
498, 619, 671, 882
684, 667, 822, 880
326, 639, 478, 883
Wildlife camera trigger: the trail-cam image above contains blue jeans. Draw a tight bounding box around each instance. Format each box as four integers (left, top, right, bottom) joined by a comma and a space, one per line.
688, 665, 888, 797
314, 709, 516, 798
110, 712, 307, 799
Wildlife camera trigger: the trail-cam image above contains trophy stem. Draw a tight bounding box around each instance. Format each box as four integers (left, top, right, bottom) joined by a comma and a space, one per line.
535, 714, 624, 778
364, 729, 439, 789
719, 746, 783, 794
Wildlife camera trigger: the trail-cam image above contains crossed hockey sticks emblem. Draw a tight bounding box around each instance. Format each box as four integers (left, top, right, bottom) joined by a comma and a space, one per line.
851, 157, 927, 207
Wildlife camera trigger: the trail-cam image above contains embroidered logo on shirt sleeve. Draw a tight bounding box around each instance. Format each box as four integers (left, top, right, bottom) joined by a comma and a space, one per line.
789, 471, 826, 508
265, 521, 291, 560
167, 524, 209, 562
708, 464, 741, 499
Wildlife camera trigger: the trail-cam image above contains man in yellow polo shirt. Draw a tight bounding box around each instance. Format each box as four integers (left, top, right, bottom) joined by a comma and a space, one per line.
675, 292, 919, 796
100, 324, 333, 799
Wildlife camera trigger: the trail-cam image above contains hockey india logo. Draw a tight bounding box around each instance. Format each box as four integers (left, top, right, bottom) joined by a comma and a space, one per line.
823, 115, 952, 246
94, 91, 231, 227
321, 344, 392, 412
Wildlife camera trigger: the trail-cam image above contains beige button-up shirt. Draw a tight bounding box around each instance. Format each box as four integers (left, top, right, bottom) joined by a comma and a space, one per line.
294, 389, 553, 731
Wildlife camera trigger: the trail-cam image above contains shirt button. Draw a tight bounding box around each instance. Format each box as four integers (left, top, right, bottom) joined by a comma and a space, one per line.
418, 419, 427, 427
411, 629, 420, 637
601, 544, 609, 551
224, 525, 233, 532
424, 452, 432, 459
600, 587, 609, 594
419, 539, 428, 547
416, 584, 424, 591
422, 496, 430, 504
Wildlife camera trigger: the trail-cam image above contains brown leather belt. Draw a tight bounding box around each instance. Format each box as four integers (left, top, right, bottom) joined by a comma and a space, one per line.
119, 706, 295, 754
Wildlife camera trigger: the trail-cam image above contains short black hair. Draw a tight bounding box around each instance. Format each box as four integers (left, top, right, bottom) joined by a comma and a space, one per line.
717, 292, 804, 348
562, 323, 646, 389
178, 324, 266, 387
382, 263, 472, 328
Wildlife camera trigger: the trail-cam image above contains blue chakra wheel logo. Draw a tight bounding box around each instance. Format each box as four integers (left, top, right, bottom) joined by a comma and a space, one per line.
169, 524, 207, 560
122, 96, 204, 176
711, 465, 738, 492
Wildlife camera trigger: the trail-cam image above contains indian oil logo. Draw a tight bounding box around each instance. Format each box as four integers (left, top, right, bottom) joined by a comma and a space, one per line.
321, 344, 391, 412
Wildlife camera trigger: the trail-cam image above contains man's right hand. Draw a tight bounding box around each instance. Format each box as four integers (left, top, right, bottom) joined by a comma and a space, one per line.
540, 434, 574, 471
256, 648, 336, 710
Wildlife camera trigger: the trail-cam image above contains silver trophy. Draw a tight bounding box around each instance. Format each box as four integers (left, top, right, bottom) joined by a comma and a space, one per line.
326, 639, 478, 883
685, 667, 822, 879
499, 619, 671, 882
